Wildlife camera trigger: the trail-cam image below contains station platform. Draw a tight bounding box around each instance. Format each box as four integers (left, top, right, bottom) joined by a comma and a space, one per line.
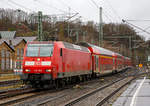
113, 77, 150, 106
0, 74, 20, 82
0, 74, 22, 91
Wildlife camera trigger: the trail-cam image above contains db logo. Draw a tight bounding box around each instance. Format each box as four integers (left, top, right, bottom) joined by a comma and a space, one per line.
35, 62, 41, 65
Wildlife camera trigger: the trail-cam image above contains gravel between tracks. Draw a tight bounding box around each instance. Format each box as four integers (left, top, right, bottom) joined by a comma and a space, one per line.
72, 77, 133, 106
13, 78, 110, 106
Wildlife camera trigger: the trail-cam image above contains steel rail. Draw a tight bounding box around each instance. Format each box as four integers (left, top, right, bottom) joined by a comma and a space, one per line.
0, 89, 47, 106
0, 68, 145, 106
0, 80, 21, 85
37, 94, 67, 106
0, 88, 35, 100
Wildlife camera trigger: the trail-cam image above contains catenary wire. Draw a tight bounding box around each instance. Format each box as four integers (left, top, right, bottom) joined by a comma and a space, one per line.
89, 0, 113, 22
104, 0, 122, 21
34, 0, 69, 14
97, 0, 121, 23
8, 0, 33, 12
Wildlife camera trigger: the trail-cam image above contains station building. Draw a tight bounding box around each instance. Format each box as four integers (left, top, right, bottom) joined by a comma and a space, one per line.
0, 31, 36, 74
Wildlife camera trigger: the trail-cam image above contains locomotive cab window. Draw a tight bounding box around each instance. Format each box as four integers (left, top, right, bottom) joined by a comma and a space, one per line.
26, 44, 54, 57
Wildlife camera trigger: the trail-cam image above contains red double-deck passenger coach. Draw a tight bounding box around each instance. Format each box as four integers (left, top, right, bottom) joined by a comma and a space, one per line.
78, 42, 116, 75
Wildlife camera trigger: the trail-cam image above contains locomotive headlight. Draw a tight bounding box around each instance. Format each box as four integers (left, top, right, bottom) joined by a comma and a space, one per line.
41, 61, 51, 66
45, 69, 51, 72
25, 69, 30, 72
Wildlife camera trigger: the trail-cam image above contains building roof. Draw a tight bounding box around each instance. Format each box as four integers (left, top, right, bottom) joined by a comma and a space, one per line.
0, 31, 16, 39
0, 41, 15, 52
0, 37, 36, 46
17, 37, 37, 42
0, 38, 23, 46
0, 37, 37, 51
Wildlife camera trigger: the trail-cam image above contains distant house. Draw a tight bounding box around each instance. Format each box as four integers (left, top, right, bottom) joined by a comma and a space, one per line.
0, 41, 14, 73
0, 31, 37, 73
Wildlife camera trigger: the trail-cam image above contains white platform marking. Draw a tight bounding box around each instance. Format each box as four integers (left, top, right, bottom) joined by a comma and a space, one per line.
130, 77, 146, 106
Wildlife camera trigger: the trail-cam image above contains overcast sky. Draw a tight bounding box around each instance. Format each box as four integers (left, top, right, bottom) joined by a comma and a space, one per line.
1, 0, 150, 40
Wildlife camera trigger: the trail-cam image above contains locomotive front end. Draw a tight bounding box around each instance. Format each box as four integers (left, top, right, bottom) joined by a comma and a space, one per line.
21, 42, 54, 87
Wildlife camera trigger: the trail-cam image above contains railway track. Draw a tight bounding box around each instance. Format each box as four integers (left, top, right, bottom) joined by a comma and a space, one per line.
0, 85, 79, 106
64, 77, 130, 106
0, 68, 143, 106
64, 72, 148, 106
22, 68, 138, 106
96, 72, 149, 106
0, 88, 46, 105
0, 74, 121, 105
0, 87, 34, 100
0, 77, 103, 106
95, 77, 135, 106
0, 80, 21, 87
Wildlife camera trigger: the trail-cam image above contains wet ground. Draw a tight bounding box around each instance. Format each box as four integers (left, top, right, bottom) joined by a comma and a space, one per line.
113, 77, 150, 106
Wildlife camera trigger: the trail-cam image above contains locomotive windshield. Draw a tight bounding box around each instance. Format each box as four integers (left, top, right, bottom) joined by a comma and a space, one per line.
26, 44, 53, 57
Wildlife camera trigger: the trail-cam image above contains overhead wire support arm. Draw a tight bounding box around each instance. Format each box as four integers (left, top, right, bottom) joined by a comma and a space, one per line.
104, 35, 133, 57
104, 36, 134, 39
122, 19, 150, 35
48, 13, 79, 34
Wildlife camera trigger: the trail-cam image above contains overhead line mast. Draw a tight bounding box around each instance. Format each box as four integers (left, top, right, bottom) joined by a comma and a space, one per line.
38, 11, 43, 41
99, 7, 103, 47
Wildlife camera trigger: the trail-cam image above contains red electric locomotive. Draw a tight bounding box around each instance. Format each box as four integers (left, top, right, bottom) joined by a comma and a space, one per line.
21, 41, 92, 88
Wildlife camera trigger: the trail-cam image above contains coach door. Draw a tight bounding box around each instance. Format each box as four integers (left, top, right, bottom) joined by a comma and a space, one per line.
99, 55, 102, 73
95, 55, 99, 73
113, 57, 115, 70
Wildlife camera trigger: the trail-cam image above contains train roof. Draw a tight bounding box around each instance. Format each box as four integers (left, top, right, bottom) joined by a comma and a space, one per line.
62, 42, 90, 52
78, 42, 114, 56
27, 41, 53, 44
90, 44, 114, 56
27, 41, 90, 52
115, 52, 123, 57
124, 56, 131, 59
78, 42, 131, 58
